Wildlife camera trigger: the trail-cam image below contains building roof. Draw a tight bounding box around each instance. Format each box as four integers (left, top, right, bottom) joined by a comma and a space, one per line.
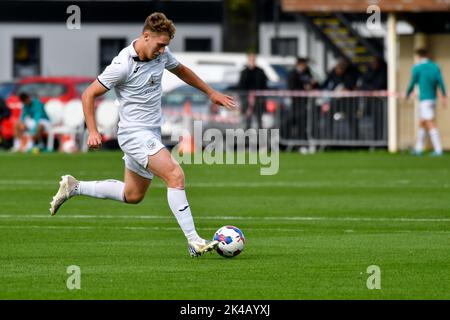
282, 0, 450, 13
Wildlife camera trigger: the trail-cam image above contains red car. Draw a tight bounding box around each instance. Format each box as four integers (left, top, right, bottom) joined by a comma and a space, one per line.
1, 76, 94, 140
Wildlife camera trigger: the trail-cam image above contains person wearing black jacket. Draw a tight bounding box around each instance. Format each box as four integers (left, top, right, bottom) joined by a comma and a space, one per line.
358, 56, 387, 90
322, 58, 359, 91
284, 57, 318, 140
320, 58, 360, 140
357, 57, 388, 141
288, 57, 317, 91
237, 53, 268, 129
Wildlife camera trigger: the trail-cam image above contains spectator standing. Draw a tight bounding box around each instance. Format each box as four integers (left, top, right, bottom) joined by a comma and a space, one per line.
284, 57, 317, 140
287, 57, 317, 91
237, 53, 268, 129
322, 58, 359, 91
357, 56, 388, 141
359, 56, 387, 90
320, 58, 359, 139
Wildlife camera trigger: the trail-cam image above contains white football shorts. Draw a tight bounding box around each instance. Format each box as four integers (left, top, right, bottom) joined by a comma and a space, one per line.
418, 100, 436, 121
23, 117, 50, 133
117, 128, 165, 180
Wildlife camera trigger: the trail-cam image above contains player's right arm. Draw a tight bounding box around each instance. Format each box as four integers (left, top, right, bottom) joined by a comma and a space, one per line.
83, 54, 127, 149
81, 80, 108, 149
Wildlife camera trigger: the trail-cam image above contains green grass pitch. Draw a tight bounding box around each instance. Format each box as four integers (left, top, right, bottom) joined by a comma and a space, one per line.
0, 151, 449, 299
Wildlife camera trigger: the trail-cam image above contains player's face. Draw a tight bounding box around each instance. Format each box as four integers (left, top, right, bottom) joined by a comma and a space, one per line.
297, 62, 307, 72
143, 31, 170, 60
248, 54, 256, 69
20, 96, 31, 106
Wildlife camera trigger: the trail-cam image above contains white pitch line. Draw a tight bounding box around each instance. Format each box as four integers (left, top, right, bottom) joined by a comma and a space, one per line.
0, 214, 449, 223
0, 179, 449, 189
0, 225, 448, 234
0, 225, 304, 233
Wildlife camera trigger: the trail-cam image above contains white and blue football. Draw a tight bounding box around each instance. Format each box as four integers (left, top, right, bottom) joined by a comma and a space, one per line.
213, 225, 245, 258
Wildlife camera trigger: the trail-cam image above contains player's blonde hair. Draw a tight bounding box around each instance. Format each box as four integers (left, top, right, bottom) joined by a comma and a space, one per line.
143, 12, 176, 39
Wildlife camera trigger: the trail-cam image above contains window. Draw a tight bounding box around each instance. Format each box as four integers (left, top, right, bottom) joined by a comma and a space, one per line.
99, 38, 126, 73
75, 82, 92, 96
13, 38, 41, 78
271, 38, 298, 56
15, 83, 67, 98
185, 38, 212, 52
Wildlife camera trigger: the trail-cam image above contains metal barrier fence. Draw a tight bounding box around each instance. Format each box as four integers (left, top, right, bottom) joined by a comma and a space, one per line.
0, 89, 410, 153
160, 90, 391, 150
245, 90, 390, 149
156, 90, 398, 149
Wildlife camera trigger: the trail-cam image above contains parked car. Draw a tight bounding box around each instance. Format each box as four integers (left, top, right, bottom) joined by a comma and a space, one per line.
1, 76, 94, 141
9, 76, 93, 104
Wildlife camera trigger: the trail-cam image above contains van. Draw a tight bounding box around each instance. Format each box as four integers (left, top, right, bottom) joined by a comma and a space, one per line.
162, 52, 296, 92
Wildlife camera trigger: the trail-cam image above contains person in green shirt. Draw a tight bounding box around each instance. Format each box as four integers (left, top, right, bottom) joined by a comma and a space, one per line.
406, 48, 447, 156
13, 92, 50, 152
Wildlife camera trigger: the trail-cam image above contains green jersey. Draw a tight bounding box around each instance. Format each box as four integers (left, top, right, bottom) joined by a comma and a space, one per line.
20, 98, 49, 134
406, 59, 447, 101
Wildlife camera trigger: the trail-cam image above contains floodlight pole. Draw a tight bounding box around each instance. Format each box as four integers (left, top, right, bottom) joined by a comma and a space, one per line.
387, 13, 398, 153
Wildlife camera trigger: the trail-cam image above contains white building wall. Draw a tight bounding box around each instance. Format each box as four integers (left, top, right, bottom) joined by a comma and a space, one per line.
259, 22, 307, 57
0, 23, 222, 81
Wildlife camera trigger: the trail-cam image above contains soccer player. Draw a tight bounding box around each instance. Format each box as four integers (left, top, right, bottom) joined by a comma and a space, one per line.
406, 48, 447, 156
49, 13, 237, 257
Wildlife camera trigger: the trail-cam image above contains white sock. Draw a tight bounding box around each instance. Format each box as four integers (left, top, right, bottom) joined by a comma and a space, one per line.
24, 139, 34, 151
12, 138, 20, 151
78, 180, 125, 202
167, 187, 201, 242
415, 128, 426, 153
429, 128, 443, 154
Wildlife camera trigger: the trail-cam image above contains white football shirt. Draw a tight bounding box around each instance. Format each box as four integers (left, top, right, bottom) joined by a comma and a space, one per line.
97, 39, 179, 132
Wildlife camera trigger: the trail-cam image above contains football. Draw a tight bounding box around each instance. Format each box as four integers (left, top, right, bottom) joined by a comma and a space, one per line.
213, 226, 245, 258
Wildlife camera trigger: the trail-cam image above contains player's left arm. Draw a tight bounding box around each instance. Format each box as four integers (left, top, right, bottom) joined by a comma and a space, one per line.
437, 68, 447, 96
436, 68, 447, 108
169, 63, 237, 110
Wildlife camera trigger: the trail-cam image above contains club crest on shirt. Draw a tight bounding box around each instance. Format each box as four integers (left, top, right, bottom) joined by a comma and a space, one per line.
143, 76, 158, 94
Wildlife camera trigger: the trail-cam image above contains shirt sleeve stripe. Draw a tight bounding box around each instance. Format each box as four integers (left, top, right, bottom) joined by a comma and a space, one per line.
166, 61, 180, 71
96, 78, 111, 91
